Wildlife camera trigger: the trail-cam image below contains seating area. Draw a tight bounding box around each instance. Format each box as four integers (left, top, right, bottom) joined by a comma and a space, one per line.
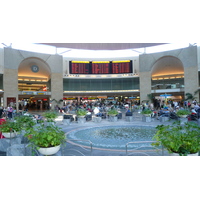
0, 108, 196, 156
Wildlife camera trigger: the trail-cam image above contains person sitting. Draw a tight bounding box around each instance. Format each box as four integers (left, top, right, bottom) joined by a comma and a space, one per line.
34, 114, 43, 123
125, 109, 132, 116
158, 108, 170, 119
162, 108, 170, 117
85, 111, 92, 121
93, 107, 102, 117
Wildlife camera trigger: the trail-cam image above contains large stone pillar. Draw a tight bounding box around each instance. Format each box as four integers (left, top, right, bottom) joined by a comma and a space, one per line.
139, 71, 152, 103
51, 73, 63, 109
184, 66, 199, 102
3, 68, 18, 108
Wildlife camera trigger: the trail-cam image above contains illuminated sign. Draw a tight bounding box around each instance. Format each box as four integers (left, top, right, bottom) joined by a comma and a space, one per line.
69, 60, 132, 74
88, 97, 98, 100
37, 92, 45, 95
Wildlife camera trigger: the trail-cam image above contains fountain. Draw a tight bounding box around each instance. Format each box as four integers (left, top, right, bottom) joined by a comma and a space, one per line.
66, 125, 156, 150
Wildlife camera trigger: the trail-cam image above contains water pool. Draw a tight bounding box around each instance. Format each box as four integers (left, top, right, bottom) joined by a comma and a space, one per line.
66, 125, 156, 150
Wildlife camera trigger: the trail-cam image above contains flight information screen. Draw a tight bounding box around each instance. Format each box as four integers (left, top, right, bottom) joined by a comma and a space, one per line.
69, 60, 132, 74
91, 61, 110, 74
69, 61, 90, 74
112, 60, 132, 73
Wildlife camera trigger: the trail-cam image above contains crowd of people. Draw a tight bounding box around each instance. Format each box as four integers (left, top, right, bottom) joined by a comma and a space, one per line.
0, 105, 17, 120
0, 98, 200, 121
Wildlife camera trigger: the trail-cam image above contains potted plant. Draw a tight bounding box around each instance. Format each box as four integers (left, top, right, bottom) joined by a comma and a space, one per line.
76, 109, 87, 117
14, 115, 36, 128
141, 109, 153, 117
43, 111, 58, 125
107, 109, 118, 116
176, 109, 191, 118
152, 121, 200, 156
24, 124, 66, 156
0, 121, 19, 138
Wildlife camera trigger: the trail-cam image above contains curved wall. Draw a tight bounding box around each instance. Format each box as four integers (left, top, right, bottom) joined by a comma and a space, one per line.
3, 48, 63, 108
139, 46, 198, 102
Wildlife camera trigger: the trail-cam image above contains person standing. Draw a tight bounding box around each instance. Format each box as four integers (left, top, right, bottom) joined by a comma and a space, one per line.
7, 105, 13, 120
0, 107, 4, 118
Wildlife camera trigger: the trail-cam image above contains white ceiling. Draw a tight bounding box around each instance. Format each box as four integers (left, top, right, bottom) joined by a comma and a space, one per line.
39, 43, 167, 50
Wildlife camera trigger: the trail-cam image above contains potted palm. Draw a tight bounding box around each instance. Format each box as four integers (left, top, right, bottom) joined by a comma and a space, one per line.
152, 121, 200, 156
24, 124, 66, 156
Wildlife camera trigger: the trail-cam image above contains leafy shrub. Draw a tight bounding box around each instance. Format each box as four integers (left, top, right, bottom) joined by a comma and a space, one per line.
176, 109, 191, 116
152, 121, 200, 156
25, 124, 65, 148
76, 109, 87, 116
108, 109, 118, 115
43, 111, 58, 122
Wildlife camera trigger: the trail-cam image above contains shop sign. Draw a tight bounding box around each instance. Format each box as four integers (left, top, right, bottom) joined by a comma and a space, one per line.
22, 92, 33, 95
88, 97, 97, 100
160, 94, 172, 97
97, 96, 107, 99
37, 92, 46, 95
66, 97, 77, 100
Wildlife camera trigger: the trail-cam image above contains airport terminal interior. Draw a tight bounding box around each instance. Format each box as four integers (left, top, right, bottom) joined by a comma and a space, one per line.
0, 42, 199, 110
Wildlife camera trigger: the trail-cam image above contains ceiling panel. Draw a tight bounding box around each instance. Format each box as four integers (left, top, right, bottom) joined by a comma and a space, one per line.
39, 43, 167, 50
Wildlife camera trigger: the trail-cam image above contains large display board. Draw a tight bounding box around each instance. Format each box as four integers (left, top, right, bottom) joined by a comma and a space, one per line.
69, 60, 132, 74
92, 61, 110, 74
69, 61, 90, 74
112, 60, 132, 73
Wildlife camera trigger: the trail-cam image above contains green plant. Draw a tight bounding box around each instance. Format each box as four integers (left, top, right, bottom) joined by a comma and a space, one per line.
43, 111, 58, 122
76, 109, 87, 116
25, 124, 66, 148
14, 115, 36, 128
141, 109, 152, 115
108, 109, 118, 115
152, 121, 200, 156
0, 121, 12, 132
176, 109, 191, 116
0, 121, 21, 133
9, 121, 23, 132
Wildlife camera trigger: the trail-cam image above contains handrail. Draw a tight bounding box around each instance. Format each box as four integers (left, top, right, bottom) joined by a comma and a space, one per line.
126, 141, 164, 156
66, 139, 93, 155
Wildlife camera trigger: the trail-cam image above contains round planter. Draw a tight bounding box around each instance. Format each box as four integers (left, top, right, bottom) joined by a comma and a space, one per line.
143, 114, 151, 117
179, 115, 188, 118
38, 145, 61, 156
2, 132, 17, 138
77, 115, 85, 118
109, 114, 117, 117
170, 152, 199, 156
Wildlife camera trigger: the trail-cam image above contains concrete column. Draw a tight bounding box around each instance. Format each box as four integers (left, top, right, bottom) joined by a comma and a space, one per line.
3, 68, 18, 108
184, 66, 199, 102
139, 71, 152, 103
51, 73, 63, 109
